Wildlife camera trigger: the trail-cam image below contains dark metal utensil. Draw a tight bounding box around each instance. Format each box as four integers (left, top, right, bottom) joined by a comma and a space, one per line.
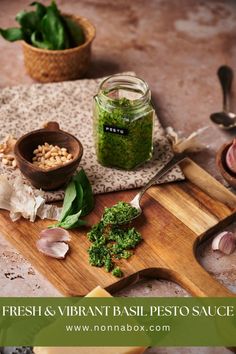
116, 152, 187, 224
210, 65, 236, 130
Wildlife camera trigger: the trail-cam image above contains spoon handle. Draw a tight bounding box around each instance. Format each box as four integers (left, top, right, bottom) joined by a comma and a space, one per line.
133, 153, 186, 206
217, 65, 233, 112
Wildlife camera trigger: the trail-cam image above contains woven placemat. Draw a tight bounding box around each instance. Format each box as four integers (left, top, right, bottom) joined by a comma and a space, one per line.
0, 73, 184, 202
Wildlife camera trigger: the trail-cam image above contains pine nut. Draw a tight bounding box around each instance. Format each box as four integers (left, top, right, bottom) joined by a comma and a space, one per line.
32, 142, 73, 170
2, 158, 8, 165
45, 152, 51, 158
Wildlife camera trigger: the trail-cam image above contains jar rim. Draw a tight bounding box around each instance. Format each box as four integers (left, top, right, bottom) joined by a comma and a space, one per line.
98, 74, 150, 108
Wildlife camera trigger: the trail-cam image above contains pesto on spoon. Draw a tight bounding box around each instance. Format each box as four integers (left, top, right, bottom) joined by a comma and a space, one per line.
102, 201, 139, 226
105, 152, 187, 225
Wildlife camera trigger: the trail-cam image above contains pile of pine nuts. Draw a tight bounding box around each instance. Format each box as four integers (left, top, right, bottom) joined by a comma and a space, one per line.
0, 135, 17, 169
32, 142, 73, 170
1, 155, 17, 168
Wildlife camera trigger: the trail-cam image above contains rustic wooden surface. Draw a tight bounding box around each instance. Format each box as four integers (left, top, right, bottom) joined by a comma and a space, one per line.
0, 159, 235, 297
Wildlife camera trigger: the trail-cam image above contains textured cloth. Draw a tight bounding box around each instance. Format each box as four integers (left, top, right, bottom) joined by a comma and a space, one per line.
0, 74, 184, 202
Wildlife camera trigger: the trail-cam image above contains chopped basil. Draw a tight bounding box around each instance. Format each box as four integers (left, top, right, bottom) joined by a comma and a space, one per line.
87, 203, 142, 277
112, 267, 123, 278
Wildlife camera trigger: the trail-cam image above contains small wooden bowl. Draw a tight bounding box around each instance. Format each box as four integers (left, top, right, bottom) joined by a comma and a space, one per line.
216, 141, 236, 188
14, 122, 83, 190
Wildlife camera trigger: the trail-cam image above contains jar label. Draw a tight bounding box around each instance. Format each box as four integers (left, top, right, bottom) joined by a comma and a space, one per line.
103, 124, 128, 136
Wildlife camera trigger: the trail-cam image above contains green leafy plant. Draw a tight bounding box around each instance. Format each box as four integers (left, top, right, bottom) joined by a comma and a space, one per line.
51, 169, 94, 229
0, 1, 85, 50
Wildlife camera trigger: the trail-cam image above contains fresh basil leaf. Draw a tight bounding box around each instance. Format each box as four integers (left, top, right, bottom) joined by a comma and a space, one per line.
15, 10, 26, 25
24, 3, 47, 45
59, 180, 77, 222
16, 10, 40, 31
71, 182, 84, 214
55, 209, 87, 230
30, 2, 47, 19
41, 3, 69, 50
0, 28, 24, 41
50, 169, 93, 230
63, 16, 84, 47
58, 210, 84, 229
31, 31, 53, 49
50, 0, 60, 16
70, 218, 87, 228
73, 169, 94, 216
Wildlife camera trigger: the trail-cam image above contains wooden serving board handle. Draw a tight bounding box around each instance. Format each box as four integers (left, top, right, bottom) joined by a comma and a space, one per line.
165, 254, 233, 297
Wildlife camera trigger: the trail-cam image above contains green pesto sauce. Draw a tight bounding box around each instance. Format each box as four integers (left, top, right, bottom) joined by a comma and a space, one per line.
87, 202, 142, 277
112, 267, 123, 278
102, 201, 139, 225
94, 97, 153, 170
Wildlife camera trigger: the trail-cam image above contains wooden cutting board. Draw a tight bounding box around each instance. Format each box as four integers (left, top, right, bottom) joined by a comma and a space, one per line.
1, 158, 236, 297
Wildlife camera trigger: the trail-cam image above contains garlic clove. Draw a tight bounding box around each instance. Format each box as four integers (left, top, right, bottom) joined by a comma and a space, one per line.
36, 227, 71, 259
39, 227, 71, 243
36, 238, 69, 259
212, 231, 236, 255
226, 139, 236, 174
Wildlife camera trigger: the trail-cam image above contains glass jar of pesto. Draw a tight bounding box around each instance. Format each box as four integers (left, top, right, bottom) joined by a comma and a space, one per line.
93, 74, 154, 170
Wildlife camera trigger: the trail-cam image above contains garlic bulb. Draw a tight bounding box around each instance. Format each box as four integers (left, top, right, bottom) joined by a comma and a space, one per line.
212, 231, 236, 255
0, 175, 13, 211
0, 174, 61, 222
226, 139, 236, 174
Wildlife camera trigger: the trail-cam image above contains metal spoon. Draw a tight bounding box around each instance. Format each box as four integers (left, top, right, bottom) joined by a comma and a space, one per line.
210, 65, 236, 130
121, 152, 187, 224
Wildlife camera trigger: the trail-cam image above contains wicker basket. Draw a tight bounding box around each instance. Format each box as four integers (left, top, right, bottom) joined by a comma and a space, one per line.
22, 15, 96, 83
